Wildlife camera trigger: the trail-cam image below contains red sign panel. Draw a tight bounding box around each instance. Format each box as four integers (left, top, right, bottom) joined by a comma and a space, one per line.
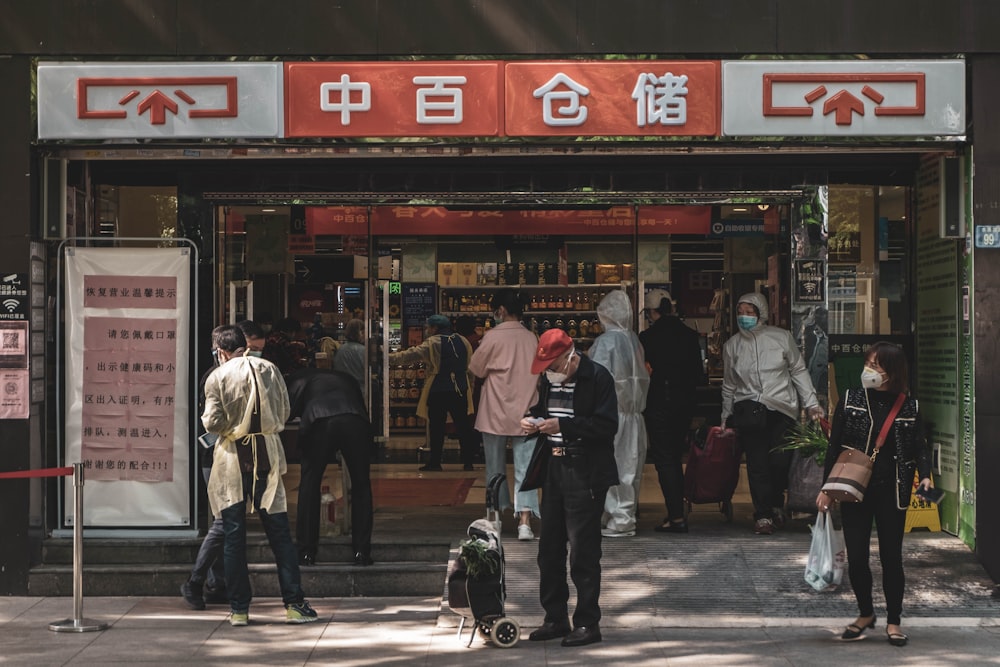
307, 206, 711, 236
284, 62, 503, 138
505, 61, 719, 137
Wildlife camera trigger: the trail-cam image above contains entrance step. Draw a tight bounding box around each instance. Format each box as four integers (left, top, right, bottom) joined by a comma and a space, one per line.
30, 535, 451, 598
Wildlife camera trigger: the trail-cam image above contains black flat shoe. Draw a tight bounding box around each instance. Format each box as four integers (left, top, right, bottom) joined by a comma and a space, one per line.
654, 519, 689, 533
528, 621, 571, 641
418, 464, 443, 471
353, 551, 374, 566
887, 630, 908, 647
561, 624, 602, 647
841, 615, 876, 640
299, 553, 316, 566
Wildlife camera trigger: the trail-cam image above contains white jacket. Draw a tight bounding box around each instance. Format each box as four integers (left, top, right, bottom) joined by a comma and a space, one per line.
721, 292, 818, 423
203, 354, 291, 516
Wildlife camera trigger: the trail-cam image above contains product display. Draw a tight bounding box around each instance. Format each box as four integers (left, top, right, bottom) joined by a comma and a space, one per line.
388, 362, 427, 434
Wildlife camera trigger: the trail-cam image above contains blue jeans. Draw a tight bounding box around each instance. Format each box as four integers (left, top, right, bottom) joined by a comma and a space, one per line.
481, 433, 540, 517
221, 471, 305, 612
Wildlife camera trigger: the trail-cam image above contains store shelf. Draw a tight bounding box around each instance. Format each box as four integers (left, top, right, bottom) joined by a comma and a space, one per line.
442, 283, 613, 289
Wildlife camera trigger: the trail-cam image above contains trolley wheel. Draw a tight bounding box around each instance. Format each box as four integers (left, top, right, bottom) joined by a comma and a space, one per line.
721, 500, 734, 522
490, 617, 520, 648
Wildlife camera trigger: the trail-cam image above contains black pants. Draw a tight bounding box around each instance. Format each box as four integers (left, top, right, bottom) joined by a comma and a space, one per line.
537, 456, 608, 628
296, 414, 373, 559
644, 399, 693, 521
840, 478, 907, 625
426, 390, 477, 467
738, 409, 794, 520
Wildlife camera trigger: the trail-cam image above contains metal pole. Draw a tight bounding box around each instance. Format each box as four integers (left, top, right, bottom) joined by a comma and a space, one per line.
50, 464, 108, 633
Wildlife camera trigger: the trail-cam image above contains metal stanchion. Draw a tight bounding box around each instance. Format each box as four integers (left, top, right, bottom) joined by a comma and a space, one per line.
50, 463, 108, 633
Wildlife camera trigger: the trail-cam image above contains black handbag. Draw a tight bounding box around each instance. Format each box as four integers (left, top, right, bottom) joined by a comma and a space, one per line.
728, 399, 768, 431
519, 437, 549, 492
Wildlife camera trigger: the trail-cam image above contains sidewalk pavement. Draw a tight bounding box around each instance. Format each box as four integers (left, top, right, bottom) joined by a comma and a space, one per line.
5, 511, 1000, 666
2, 595, 1000, 666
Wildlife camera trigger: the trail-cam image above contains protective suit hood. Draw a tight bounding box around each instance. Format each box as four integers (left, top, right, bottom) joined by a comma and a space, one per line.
597, 290, 632, 331
737, 292, 769, 323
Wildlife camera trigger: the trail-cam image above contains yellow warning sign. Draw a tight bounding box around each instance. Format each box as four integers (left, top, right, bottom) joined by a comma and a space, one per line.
904, 471, 941, 533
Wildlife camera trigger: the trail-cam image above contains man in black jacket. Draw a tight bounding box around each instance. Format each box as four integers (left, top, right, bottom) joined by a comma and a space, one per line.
285, 368, 374, 566
520, 328, 619, 648
639, 290, 705, 533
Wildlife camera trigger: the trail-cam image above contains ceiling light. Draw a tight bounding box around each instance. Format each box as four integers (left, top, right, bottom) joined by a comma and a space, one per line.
261, 208, 276, 213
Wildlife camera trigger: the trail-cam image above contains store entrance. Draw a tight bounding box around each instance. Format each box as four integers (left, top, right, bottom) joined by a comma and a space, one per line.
214, 200, 791, 503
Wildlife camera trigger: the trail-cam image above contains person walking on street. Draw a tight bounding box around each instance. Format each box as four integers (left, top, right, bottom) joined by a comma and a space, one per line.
286, 368, 375, 567
638, 289, 704, 533
388, 314, 478, 471
589, 290, 649, 538
521, 329, 619, 648
816, 341, 932, 647
721, 292, 823, 535
202, 325, 318, 627
468, 289, 540, 540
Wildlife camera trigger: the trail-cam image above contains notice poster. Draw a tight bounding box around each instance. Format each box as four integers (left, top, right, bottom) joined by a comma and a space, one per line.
64, 247, 191, 527
81, 315, 177, 482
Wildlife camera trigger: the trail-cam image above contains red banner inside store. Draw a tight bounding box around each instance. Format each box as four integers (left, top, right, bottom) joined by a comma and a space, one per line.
306, 206, 713, 236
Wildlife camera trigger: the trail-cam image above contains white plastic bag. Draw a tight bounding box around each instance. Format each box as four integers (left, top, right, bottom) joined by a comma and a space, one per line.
804, 512, 847, 592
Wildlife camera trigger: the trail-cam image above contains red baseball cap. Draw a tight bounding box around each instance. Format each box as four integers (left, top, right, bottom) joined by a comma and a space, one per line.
531, 329, 573, 374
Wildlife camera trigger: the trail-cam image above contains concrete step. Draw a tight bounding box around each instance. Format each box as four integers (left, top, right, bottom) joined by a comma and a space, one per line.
28, 560, 448, 598
40, 536, 447, 566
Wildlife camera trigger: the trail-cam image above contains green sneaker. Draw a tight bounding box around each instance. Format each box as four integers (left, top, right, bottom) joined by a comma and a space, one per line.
285, 600, 319, 624
230, 611, 249, 627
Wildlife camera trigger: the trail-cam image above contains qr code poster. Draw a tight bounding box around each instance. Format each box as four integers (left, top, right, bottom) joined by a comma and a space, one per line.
0, 321, 29, 419
0, 321, 28, 369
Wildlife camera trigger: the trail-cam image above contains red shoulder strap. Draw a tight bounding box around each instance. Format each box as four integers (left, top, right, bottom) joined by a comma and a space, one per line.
874, 392, 906, 450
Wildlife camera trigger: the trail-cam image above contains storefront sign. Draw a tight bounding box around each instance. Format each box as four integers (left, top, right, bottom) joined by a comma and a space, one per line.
37, 59, 964, 140
722, 60, 965, 137
709, 219, 765, 237
285, 62, 503, 137
0, 273, 28, 320
794, 260, 825, 302
37, 62, 282, 139
504, 61, 719, 136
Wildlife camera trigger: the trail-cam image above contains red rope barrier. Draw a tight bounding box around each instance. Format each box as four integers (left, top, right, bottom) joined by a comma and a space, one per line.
0, 467, 74, 479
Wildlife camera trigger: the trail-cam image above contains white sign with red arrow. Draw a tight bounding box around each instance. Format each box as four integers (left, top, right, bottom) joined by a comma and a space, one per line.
722, 60, 965, 137
37, 62, 282, 139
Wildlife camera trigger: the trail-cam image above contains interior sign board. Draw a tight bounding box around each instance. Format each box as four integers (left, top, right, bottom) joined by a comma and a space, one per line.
722, 60, 965, 137
37, 62, 282, 139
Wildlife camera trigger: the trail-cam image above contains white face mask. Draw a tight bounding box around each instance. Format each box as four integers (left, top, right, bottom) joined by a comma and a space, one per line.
545, 350, 575, 384
860, 367, 885, 389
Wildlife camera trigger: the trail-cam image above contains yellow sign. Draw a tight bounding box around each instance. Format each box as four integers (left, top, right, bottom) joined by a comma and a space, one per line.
904, 471, 941, 533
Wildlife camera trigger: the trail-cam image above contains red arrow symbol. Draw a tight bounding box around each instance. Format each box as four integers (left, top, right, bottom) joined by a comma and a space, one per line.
136, 90, 179, 125
823, 89, 864, 125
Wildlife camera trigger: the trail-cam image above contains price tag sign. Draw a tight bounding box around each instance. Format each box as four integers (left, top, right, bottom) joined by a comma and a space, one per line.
975, 225, 1000, 248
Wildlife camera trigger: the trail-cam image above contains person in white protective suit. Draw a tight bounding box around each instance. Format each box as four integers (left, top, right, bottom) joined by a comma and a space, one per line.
203, 325, 318, 627
588, 290, 650, 538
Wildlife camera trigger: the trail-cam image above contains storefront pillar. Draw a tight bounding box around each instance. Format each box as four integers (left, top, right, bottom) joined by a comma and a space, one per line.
0, 56, 37, 594
972, 55, 1000, 582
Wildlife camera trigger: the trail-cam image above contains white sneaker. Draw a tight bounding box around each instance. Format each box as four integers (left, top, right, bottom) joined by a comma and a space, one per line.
601, 527, 636, 538
517, 524, 534, 541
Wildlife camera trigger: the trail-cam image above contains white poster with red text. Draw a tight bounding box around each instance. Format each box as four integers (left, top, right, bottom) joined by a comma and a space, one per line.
64, 248, 191, 527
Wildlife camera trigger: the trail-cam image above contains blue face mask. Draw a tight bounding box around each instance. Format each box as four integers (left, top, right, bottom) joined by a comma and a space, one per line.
737, 315, 758, 331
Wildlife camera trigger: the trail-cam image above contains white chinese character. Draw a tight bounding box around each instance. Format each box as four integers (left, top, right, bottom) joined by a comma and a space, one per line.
413, 76, 467, 125
320, 74, 372, 125
533, 73, 590, 127
632, 72, 688, 126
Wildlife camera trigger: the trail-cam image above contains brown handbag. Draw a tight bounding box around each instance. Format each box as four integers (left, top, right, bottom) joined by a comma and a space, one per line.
821, 392, 905, 503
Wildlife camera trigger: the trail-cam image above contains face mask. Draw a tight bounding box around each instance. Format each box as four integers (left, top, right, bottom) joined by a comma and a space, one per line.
211, 349, 220, 366
246, 350, 263, 357
861, 367, 885, 389
545, 350, 575, 384
737, 315, 758, 331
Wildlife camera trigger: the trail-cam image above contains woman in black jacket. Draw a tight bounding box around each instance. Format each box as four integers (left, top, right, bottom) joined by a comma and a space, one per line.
815, 341, 932, 647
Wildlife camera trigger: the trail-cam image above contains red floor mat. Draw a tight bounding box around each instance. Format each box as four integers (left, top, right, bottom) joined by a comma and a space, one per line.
364, 477, 475, 507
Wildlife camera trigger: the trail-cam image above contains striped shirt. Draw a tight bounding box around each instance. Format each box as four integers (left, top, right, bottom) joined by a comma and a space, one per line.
545, 381, 576, 446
